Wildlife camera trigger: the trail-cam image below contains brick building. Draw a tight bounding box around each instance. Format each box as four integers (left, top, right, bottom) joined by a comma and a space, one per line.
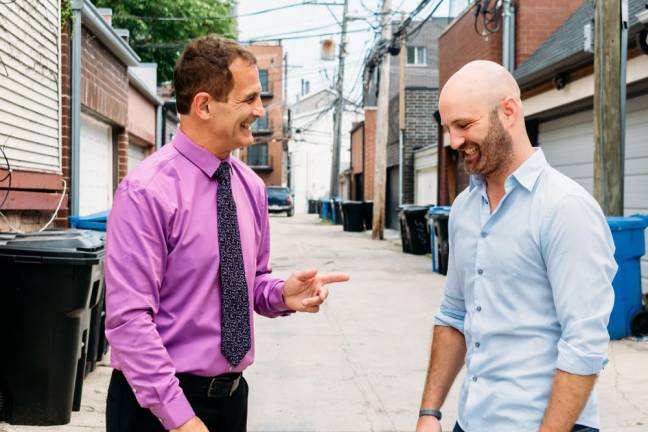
350, 108, 377, 202
437, 0, 583, 205
240, 43, 284, 186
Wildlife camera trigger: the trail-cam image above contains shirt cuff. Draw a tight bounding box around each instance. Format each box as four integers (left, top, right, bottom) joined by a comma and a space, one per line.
435, 308, 465, 334
270, 280, 294, 316
555, 338, 608, 375
149, 393, 195, 430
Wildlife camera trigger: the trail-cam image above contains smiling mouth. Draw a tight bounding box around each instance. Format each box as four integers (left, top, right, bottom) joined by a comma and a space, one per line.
462, 144, 479, 162
240, 121, 252, 130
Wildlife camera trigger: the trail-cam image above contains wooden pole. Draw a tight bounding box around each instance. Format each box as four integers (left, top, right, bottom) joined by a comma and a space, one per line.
372, 0, 391, 239
593, 0, 623, 215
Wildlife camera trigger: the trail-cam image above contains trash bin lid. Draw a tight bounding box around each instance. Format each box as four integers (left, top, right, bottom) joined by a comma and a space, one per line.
427, 206, 451, 215
607, 216, 648, 232
0, 229, 105, 264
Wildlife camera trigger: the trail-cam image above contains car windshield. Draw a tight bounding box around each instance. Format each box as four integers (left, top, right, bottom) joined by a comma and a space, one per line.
267, 187, 290, 197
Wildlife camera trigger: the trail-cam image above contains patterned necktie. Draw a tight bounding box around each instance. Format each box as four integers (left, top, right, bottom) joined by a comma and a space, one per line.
214, 161, 251, 366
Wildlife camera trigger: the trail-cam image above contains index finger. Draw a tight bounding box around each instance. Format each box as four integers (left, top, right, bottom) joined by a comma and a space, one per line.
318, 273, 350, 285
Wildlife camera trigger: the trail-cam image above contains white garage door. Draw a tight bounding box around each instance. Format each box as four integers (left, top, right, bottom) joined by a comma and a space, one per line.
538, 94, 648, 293
80, 113, 113, 216
128, 142, 148, 174
416, 167, 438, 206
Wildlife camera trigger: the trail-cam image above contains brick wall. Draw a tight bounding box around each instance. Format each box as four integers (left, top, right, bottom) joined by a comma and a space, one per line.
56, 21, 72, 227
117, 131, 129, 184
363, 108, 376, 200
80, 27, 128, 126
516, 0, 583, 66
385, 87, 439, 204
439, 1, 583, 87
351, 123, 364, 174
245, 44, 284, 186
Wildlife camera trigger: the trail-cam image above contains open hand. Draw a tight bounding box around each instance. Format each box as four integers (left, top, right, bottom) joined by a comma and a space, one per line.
283, 269, 350, 312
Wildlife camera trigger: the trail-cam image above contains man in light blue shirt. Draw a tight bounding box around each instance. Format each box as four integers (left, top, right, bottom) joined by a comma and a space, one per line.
416, 61, 616, 432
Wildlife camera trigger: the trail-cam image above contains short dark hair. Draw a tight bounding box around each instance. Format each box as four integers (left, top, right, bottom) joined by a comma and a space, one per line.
173, 35, 257, 114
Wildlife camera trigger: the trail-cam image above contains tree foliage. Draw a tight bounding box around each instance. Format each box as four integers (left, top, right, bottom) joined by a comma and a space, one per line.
94, 0, 236, 84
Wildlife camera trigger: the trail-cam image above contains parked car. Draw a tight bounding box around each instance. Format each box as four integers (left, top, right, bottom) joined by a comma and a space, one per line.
267, 186, 294, 217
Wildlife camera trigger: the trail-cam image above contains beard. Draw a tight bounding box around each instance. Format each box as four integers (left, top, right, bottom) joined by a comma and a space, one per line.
462, 110, 514, 177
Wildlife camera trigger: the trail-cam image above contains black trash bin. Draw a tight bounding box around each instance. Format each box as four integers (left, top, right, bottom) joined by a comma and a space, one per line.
399, 205, 431, 255
0, 230, 105, 426
341, 201, 365, 232
332, 199, 343, 225
427, 207, 451, 275
69, 211, 109, 376
363, 201, 373, 231
307, 199, 318, 214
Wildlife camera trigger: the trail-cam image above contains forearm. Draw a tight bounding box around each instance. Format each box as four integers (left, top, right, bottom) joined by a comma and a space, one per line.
540, 369, 597, 432
420, 325, 466, 410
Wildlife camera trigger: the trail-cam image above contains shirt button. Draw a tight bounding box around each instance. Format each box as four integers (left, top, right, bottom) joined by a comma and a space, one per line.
481, 232, 487, 238
475, 342, 480, 348
472, 376, 478, 382
477, 268, 484, 275
476, 306, 482, 312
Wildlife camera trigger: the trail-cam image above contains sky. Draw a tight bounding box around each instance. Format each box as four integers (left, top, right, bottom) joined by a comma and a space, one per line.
237, 0, 470, 108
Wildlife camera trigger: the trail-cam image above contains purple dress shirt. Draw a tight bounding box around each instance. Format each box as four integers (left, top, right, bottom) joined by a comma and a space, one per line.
105, 129, 291, 430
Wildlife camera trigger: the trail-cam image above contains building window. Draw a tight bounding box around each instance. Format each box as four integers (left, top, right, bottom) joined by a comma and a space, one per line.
259, 69, 269, 93
248, 143, 268, 166
253, 113, 269, 130
407, 46, 427, 65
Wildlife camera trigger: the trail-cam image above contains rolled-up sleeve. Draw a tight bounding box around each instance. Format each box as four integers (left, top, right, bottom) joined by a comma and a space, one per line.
105, 182, 194, 429
435, 211, 466, 333
541, 194, 617, 375
252, 190, 293, 317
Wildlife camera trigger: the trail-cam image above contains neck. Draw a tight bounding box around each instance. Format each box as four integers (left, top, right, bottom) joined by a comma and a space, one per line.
179, 122, 231, 159
485, 137, 534, 189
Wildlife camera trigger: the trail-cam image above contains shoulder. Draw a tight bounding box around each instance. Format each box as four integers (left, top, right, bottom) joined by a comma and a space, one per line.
230, 155, 266, 192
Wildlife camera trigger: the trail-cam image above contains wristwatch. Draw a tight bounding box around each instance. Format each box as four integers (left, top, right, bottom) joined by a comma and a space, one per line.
419, 409, 442, 420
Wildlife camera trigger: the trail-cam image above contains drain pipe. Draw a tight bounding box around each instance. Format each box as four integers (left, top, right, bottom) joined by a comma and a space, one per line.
502, 0, 516, 71
70, 0, 83, 217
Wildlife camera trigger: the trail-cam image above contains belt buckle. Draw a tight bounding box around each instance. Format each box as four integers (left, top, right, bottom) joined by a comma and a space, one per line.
229, 375, 241, 396
206, 375, 241, 398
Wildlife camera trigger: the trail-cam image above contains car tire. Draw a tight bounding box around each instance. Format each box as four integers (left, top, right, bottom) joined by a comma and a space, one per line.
287, 209, 294, 217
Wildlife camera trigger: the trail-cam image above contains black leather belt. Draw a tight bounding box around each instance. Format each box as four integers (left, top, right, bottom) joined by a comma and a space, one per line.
177, 372, 242, 398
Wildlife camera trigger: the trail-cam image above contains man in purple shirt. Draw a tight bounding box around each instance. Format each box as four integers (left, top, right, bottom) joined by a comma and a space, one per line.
104, 36, 349, 432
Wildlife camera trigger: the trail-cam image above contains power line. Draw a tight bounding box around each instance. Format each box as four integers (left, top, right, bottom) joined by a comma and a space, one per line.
115, 1, 345, 22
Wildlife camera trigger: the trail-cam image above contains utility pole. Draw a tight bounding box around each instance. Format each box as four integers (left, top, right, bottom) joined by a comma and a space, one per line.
398, 11, 406, 207
372, 0, 391, 239
593, 0, 624, 215
329, 0, 349, 198
283, 51, 292, 190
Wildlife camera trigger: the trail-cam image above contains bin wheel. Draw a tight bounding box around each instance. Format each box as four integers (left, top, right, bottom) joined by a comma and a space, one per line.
630, 310, 648, 337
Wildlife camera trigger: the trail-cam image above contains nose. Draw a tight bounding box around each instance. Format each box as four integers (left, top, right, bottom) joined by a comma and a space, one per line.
448, 129, 465, 150
252, 99, 265, 118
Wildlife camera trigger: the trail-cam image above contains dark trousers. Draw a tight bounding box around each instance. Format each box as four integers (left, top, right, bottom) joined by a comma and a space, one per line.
106, 369, 248, 432
453, 422, 599, 432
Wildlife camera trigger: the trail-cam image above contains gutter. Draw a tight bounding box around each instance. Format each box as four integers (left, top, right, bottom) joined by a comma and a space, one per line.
69, 0, 140, 217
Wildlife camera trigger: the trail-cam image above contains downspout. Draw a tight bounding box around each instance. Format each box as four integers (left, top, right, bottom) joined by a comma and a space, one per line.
70, 0, 83, 216
155, 105, 163, 149
502, 0, 516, 71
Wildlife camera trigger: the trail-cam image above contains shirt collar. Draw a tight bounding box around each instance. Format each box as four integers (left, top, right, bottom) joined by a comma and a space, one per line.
469, 147, 547, 192
172, 128, 231, 178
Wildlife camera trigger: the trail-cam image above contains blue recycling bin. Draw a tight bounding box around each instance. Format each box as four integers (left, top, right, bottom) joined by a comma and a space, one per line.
68, 210, 110, 376
606, 215, 648, 340
427, 207, 451, 274
69, 210, 109, 231
320, 199, 330, 220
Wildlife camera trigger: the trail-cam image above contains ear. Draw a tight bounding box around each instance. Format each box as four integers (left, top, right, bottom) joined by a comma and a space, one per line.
191, 92, 212, 120
499, 96, 520, 129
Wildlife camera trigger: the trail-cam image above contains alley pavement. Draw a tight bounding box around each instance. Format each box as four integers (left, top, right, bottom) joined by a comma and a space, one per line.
2, 213, 647, 431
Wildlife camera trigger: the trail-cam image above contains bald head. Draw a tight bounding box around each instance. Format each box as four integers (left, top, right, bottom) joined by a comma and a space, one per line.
441, 60, 520, 111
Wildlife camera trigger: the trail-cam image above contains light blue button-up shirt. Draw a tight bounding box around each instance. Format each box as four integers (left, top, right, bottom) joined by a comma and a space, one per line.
436, 148, 616, 431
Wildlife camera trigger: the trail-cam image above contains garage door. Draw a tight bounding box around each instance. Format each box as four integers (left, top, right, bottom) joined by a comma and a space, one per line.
128, 142, 148, 174
80, 113, 113, 216
538, 94, 648, 293
415, 167, 438, 206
